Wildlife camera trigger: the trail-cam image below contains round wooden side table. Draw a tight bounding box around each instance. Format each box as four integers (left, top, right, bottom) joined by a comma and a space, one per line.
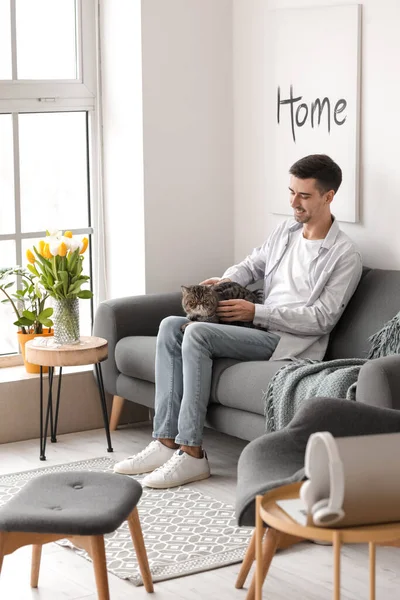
25, 336, 113, 461
254, 482, 400, 600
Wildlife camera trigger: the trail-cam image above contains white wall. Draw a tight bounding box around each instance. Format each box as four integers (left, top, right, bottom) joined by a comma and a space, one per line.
141, 0, 234, 293
100, 0, 146, 299
233, 0, 400, 270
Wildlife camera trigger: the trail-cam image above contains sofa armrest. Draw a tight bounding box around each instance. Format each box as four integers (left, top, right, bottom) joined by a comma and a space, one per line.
93, 292, 184, 396
356, 355, 400, 410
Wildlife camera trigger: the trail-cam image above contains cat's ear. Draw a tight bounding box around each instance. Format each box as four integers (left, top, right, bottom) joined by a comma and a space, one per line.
181, 285, 190, 294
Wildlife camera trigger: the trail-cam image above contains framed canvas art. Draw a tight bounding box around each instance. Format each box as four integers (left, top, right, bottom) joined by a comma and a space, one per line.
266, 5, 361, 222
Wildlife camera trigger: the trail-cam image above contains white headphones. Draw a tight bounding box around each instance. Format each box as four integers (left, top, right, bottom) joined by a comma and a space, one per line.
300, 432, 345, 527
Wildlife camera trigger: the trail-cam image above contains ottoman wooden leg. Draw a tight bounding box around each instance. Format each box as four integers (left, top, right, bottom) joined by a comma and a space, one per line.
127, 508, 154, 592
369, 542, 376, 600
0, 532, 6, 573
236, 529, 257, 589
248, 527, 280, 600
333, 531, 341, 600
31, 544, 43, 587
110, 396, 125, 431
90, 535, 110, 600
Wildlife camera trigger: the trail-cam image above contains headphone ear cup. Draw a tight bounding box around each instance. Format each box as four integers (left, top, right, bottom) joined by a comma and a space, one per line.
312, 498, 345, 527
311, 498, 329, 517
300, 481, 312, 507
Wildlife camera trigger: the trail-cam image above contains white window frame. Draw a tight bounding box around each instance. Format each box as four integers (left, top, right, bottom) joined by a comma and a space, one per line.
0, 0, 103, 362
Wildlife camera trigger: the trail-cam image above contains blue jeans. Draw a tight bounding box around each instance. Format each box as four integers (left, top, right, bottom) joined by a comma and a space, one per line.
153, 316, 280, 446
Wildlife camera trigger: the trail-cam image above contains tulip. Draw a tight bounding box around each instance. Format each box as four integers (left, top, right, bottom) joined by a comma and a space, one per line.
58, 242, 68, 257
46, 235, 72, 256
26, 249, 35, 264
43, 243, 52, 259
47, 228, 61, 238
58, 242, 68, 256
68, 236, 80, 252
64, 231, 73, 238
80, 237, 89, 254
38, 240, 46, 256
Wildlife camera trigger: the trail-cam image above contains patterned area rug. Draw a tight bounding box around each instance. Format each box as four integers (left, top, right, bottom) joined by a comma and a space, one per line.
0, 457, 252, 586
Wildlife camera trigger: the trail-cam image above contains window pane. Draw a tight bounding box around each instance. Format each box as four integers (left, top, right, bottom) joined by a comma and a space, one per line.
0, 0, 12, 79
16, 0, 77, 80
0, 114, 15, 234
0, 241, 18, 355
19, 112, 89, 232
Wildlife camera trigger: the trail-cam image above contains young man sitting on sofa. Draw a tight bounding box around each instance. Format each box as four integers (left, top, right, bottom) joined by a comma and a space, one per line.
114, 154, 363, 488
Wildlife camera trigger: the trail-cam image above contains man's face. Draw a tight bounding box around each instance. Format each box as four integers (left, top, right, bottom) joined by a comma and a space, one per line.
289, 176, 331, 224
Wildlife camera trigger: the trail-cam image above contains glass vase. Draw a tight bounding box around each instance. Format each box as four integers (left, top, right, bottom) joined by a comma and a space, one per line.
53, 298, 80, 345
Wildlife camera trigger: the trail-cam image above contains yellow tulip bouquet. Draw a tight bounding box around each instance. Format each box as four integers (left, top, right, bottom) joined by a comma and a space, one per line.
26, 230, 93, 344
27, 230, 92, 301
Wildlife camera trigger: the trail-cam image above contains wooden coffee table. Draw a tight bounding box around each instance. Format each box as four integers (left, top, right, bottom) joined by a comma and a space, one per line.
251, 482, 400, 600
25, 336, 113, 461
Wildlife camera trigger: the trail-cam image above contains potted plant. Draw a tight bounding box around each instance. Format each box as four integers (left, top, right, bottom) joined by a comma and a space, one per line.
29, 230, 93, 345
0, 266, 54, 373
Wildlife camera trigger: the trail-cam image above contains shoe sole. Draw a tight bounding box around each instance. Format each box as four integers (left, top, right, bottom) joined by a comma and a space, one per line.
113, 462, 168, 476
143, 471, 211, 489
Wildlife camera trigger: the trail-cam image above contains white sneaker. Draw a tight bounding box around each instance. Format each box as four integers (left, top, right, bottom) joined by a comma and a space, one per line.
113, 440, 176, 475
142, 449, 211, 488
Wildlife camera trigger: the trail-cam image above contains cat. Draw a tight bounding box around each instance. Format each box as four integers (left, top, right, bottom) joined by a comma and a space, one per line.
181, 281, 263, 331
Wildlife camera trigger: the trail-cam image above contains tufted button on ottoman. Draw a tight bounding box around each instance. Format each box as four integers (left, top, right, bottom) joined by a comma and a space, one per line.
0, 471, 154, 599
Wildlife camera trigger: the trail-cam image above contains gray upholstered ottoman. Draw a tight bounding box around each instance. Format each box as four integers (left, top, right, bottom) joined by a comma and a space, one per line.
0, 471, 153, 598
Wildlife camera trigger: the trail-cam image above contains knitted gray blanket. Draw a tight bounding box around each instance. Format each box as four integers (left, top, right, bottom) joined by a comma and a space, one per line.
263, 358, 367, 433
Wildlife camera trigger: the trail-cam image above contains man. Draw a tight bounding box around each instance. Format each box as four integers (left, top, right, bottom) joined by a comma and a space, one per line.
114, 154, 362, 488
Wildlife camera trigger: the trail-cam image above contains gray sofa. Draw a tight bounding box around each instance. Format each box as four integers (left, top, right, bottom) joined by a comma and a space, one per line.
93, 267, 400, 438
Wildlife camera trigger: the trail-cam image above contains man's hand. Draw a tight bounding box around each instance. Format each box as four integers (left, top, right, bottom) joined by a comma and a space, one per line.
216, 299, 256, 323
199, 277, 231, 286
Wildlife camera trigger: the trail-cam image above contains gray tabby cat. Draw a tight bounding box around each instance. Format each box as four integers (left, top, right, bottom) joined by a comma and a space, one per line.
181, 281, 263, 330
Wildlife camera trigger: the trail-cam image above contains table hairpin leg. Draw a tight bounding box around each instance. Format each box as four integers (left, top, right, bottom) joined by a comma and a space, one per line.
95, 362, 113, 453
39, 366, 56, 461
52, 367, 63, 443
48, 367, 55, 442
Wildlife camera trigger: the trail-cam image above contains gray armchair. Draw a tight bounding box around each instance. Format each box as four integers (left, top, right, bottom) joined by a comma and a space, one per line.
234, 396, 400, 598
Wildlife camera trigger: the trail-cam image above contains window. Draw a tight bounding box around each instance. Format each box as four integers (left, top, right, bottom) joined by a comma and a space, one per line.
0, 0, 99, 357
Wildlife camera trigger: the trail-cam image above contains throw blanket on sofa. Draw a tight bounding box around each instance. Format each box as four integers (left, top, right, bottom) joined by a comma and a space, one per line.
264, 358, 367, 433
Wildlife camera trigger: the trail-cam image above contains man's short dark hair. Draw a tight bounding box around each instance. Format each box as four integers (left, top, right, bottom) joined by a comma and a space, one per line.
289, 154, 342, 194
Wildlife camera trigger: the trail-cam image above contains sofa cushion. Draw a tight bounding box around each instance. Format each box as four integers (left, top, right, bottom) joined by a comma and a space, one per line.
213, 360, 290, 416
115, 336, 157, 382
326, 268, 400, 360
115, 337, 242, 389
115, 336, 286, 416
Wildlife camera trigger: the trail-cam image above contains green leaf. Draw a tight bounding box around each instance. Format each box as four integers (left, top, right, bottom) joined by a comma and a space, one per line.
22, 310, 36, 321
77, 289, 93, 299
38, 307, 53, 320
34, 283, 42, 299
27, 263, 40, 277
68, 281, 84, 294
51, 255, 58, 279
33, 246, 51, 267
46, 271, 55, 287
67, 247, 80, 273
1, 299, 9, 304
58, 270, 69, 296
40, 318, 53, 327
14, 317, 33, 327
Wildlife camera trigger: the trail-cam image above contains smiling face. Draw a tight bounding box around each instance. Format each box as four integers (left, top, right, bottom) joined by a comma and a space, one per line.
289, 176, 334, 225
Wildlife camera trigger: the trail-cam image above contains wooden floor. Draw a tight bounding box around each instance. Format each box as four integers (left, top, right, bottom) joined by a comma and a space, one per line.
0, 423, 400, 599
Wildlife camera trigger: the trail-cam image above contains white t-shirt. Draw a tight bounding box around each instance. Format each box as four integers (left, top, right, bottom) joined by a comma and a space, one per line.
264, 228, 322, 309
